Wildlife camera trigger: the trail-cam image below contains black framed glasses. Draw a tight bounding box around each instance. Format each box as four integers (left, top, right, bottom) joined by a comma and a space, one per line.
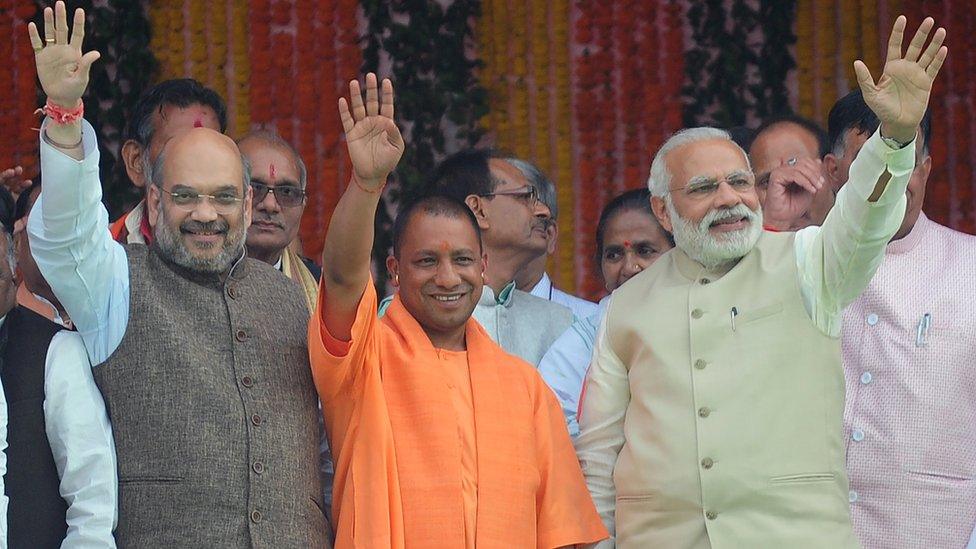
250, 181, 306, 207
479, 185, 539, 204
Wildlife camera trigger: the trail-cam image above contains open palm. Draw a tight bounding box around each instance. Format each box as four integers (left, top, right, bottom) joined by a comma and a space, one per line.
855, 16, 947, 142
28, 2, 100, 107
339, 73, 404, 190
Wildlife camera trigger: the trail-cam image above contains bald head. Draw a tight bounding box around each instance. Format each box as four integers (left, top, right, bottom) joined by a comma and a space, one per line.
149, 127, 249, 193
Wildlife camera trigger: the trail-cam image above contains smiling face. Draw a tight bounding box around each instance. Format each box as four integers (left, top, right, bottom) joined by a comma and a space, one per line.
147, 128, 252, 273
240, 138, 305, 265
651, 138, 763, 269
386, 211, 486, 348
600, 208, 673, 291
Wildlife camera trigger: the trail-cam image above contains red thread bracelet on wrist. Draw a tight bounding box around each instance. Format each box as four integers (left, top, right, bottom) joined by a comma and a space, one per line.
35, 99, 84, 125
351, 174, 386, 194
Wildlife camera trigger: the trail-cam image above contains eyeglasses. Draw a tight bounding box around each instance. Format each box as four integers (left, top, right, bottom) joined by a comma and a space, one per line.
667, 172, 756, 199
250, 181, 306, 207
479, 185, 539, 204
160, 188, 245, 213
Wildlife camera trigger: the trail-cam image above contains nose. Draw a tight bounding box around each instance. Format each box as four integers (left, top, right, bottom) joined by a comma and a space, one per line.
621, 251, 643, 278
532, 199, 551, 220
190, 196, 220, 223
433, 260, 462, 289
257, 188, 281, 214
713, 180, 742, 209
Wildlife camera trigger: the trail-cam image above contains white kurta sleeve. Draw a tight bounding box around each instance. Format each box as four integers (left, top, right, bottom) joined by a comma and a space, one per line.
793, 128, 916, 337
26, 119, 130, 365
574, 299, 629, 549
44, 330, 118, 548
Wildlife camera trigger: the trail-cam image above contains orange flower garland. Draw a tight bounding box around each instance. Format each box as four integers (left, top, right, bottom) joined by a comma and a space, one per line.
230, 0, 251, 136
551, 0, 576, 291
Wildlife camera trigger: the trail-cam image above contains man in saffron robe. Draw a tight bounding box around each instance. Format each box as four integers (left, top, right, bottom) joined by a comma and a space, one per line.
308, 73, 607, 548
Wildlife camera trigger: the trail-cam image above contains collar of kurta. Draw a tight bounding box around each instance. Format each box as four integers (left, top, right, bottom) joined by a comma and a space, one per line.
671, 239, 745, 282
478, 281, 517, 307
886, 211, 931, 256
149, 243, 248, 288
382, 293, 529, 544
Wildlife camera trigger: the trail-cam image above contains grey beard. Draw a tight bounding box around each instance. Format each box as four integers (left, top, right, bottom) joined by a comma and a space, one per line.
665, 197, 763, 270
154, 204, 247, 274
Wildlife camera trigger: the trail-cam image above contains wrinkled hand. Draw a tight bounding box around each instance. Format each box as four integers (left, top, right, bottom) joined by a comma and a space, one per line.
1, 166, 32, 200
338, 73, 404, 191
27, 1, 100, 108
761, 158, 825, 230
854, 16, 947, 143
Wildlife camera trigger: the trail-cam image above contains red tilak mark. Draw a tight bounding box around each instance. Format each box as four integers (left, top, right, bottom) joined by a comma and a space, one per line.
193, 118, 203, 128
269, 163, 277, 181
623, 240, 632, 249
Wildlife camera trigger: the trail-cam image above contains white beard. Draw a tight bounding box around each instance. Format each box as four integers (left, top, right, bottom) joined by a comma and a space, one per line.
666, 197, 763, 270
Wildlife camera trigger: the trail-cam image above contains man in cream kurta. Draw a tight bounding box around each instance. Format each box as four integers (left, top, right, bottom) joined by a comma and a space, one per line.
576, 16, 947, 548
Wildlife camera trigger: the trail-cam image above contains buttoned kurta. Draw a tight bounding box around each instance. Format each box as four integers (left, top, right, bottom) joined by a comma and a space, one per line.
577, 129, 914, 548
843, 212, 976, 548
309, 281, 608, 548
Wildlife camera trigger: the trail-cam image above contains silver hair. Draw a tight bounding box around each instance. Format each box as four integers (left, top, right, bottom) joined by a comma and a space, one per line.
506, 157, 558, 220
237, 130, 308, 189
147, 150, 252, 194
647, 127, 751, 197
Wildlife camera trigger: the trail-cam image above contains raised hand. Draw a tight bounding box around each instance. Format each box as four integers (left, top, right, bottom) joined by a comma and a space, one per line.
761, 157, 824, 230
854, 16, 947, 144
338, 73, 404, 191
27, 1, 100, 108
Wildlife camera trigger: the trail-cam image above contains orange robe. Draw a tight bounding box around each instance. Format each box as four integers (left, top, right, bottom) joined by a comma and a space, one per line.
308, 280, 608, 548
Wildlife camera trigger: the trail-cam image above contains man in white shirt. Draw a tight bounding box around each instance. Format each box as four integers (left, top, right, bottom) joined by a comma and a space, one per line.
0, 187, 117, 548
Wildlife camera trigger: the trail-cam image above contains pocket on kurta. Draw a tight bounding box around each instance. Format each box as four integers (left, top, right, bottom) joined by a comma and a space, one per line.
769, 472, 835, 484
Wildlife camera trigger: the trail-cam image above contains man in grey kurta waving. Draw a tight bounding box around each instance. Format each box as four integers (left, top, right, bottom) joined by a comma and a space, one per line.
576, 16, 947, 549
26, 3, 331, 546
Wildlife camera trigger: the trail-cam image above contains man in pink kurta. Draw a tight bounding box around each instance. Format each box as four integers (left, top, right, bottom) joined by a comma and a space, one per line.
825, 89, 976, 547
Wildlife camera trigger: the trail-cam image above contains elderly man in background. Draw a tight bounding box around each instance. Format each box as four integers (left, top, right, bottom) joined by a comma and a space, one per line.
26, 5, 331, 546
510, 158, 598, 319
576, 16, 946, 548
822, 88, 976, 548
749, 114, 834, 230
239, 130, 321, 308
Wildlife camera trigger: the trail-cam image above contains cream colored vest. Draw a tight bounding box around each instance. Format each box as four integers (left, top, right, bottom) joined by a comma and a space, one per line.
606, 232, 858, 549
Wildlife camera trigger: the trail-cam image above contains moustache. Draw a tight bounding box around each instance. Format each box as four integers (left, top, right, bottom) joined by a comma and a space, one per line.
181, 219, 229, 235
251, 215, 284, 229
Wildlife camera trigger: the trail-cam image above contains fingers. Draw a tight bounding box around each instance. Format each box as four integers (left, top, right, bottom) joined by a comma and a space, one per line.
903, 17, 934, 62
926, 46, 948, 80
380, 78, 394, 119
80, 50, 101, 71
365, 73, 379, 117
917, 26, 946, 67
27, 22, 43, 52
43, 6, 55, 43
338, 98, 355, 134
885, 15, 907, 62
70, 7, 85, 49
348, 79, 366, 121
55, 1, 68, 44
793, 159, 824, 193
853, 60, 876, 93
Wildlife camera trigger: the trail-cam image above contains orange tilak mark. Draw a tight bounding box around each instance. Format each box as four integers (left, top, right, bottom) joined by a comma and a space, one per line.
438, 241, 451, 253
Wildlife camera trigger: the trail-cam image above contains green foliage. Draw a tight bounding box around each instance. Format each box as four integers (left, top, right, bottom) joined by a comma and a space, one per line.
360, 0, 488, 287
33, 0, 158, 218
683, 0, 796, 128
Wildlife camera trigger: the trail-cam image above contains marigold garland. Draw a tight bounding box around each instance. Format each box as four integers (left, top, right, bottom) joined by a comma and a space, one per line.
230, 0, 251, 136
551, 0, 576, 291
209, 0, 229, 107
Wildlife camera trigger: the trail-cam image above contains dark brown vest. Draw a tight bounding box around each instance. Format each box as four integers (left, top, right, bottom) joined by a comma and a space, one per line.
1, 306, 69, 548
93, 246, 330, 547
